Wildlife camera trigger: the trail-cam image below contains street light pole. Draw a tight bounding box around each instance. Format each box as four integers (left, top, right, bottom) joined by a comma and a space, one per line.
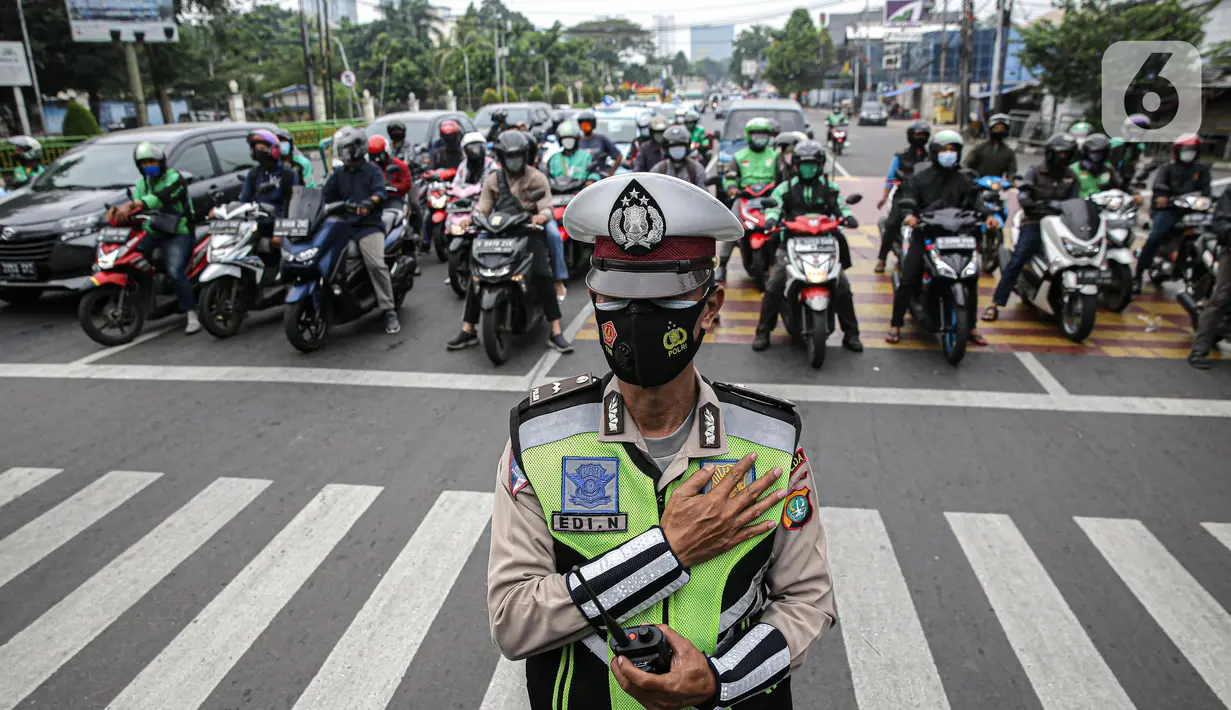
15, 0, 46, 133
298, 0, 319, 121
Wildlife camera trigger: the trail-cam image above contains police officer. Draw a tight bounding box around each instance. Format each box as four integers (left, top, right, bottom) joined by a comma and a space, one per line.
487, 173, 834, 710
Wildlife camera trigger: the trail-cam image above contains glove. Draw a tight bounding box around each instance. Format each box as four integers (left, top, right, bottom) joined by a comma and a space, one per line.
843, 215, 859, 229
764, 217, 781, 231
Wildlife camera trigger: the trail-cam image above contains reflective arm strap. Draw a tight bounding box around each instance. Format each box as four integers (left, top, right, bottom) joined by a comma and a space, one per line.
565, 526, 689, 628
696, 623, 792, 710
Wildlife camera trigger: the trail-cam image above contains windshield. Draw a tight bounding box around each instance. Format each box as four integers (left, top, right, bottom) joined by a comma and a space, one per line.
862, 101, 883, 112
368, 118, 434, 146
475, 107, 531, 129
33, 142, 154, 191
722, 110, 805, 140
597, 118, 639, 143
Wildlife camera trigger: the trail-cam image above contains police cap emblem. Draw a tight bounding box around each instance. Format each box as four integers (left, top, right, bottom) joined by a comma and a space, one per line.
607, 178, 665, 255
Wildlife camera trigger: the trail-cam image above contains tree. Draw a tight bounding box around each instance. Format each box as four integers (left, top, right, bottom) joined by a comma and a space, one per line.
1019, 0, 1204, 113
729, 24, 773, 83
819, 27, 837, 78
691, 58, 727, 85
551, 83, 569, 105
505, 86, 520, 101
62, 101, 102, 136
670, 51, 690, 78
566, 17, 653, 68
583, 85, 599, 105
482, 87, 501, 105
527, 85, 545, 101
764, 9, 823, 96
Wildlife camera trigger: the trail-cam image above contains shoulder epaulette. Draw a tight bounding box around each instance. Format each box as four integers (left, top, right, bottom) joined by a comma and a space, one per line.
524, 373, 601, 409
711, 381, 795, 410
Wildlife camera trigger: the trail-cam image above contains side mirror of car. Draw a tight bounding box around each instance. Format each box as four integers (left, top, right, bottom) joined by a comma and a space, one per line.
761, 197, 778, 208
706, 174, 723, 186
845, 193, 863, 205
179, 170, 196, 184
806, 129, 814, 139
236, 173, 246, 183
529, 188, 547, 202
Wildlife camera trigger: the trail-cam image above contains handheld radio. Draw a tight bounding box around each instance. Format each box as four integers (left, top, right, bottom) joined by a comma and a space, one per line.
572, 566, 673, 674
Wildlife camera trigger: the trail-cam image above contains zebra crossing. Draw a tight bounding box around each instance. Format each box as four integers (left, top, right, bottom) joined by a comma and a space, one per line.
1, 465, 1229, 710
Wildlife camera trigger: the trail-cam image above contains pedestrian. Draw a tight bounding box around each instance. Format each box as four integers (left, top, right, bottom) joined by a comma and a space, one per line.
487, 172, 835, 710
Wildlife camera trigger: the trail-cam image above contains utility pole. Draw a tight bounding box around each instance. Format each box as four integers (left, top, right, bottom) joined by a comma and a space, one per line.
958, 0, 974, 134
499, 21, 509, 101
298, 0, 319, 121
379, 54, 387, 113
122, 44, 148, 127
15, 0, 46, 133
317, 0, 330, 119
939, 0, 948, 82
544, 59, 550, 99
992, 0, 1013, 113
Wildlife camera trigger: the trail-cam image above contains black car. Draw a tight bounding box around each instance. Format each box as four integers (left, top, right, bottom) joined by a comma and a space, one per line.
364, 110, 478, 174
0, 122, 277, 304
473, 102, 554, 136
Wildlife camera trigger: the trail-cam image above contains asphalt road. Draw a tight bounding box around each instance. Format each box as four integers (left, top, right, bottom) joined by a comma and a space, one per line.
0, 108, 1229, 710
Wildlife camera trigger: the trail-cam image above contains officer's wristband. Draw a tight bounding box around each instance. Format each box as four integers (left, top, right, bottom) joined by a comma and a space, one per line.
701, 623, 791, 708
565, 526, 689, 629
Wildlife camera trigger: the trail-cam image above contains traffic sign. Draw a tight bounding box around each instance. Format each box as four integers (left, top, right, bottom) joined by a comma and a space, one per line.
340, 70, 356, 88
574, 80, 583, 89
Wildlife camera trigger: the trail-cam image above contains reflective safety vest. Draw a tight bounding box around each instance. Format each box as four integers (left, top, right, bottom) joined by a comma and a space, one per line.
510, 376, 798, 710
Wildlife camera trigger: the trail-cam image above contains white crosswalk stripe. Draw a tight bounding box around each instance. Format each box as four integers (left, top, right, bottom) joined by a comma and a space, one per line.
0, 467, 1229, 710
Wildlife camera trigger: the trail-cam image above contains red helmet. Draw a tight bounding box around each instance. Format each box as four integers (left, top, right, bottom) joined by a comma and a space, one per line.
440, 120, 462, 137
1172, 133, 1200, 160
367, 135, 389, 164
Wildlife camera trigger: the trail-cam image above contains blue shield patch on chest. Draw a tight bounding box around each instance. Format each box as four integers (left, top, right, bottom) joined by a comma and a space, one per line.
562, 457, 620, 513
701, 459, 756, 497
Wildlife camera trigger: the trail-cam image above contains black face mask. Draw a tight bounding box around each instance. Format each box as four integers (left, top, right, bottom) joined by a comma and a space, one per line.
592, 289, 710, 388
503, 155, 525, 174
990, 130, 1007, 142
389, 132, 405, 143
465, 146, 484, 161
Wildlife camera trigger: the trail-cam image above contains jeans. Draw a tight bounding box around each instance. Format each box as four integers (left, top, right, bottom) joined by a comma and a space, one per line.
142, 231, 195, 313
1192, 247, 1231, 356
1135, 209, 1181, 278
545, 219, 568, 281
756, 246, 859, 336
992, 222, 1042, 307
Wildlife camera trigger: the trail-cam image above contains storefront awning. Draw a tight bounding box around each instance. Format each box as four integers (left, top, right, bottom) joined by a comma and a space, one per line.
971, 81, 1040, 99
879, 84, 922, 98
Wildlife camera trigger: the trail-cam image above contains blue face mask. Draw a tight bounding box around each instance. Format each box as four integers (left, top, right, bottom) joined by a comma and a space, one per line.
936, 151, 959, 169
141, 165, 162, 179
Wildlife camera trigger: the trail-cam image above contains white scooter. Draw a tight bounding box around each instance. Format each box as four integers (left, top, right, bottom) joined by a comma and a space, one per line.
1088, 188, 1137, 313
197, 200, 286, 338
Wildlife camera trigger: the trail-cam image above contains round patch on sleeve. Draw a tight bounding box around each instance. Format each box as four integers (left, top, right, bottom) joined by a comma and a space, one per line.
781, 487, 813, 530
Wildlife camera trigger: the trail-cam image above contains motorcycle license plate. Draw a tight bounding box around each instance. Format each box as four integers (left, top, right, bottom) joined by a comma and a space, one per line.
209, 220, 240, 235
0, 261, 37, 280
1076, 268, 1114, 285
934, 236, 977, 250
98, 227, 130, 244
474, 238, 516, 254
274, 219, 310, 238
1184, 213, 1211, 225
792, 236, 837, 253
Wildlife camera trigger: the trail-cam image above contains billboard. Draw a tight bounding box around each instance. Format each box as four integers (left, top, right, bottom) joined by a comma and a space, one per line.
0, 42, 32, 87
884, 0, 925, 25
65, 0, 178, 42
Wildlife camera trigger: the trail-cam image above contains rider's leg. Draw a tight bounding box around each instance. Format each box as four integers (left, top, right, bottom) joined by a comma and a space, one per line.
753, 247, 788, 349
161, 232, 197, 314
1134, 209, 1180, 280
990, 222, 1042, 309
356, 228, 396, 312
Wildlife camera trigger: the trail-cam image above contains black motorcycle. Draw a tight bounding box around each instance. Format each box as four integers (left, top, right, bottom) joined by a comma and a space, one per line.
469, 190, 550, 365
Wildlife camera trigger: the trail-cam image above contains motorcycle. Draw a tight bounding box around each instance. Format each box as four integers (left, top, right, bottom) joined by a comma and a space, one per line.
776, 194, 864, 369
1144, 192, 1213, 286
197, 199, 287, 338
732, 182, 777, 291
78, 209, 209, 346
828, 126, 848, 156
469, 189, 550, 365
549, 175, 591, 279
1088, 189, 1138, 312
1000, 198, 1111, 343
1177, 230, 1230, 340
974, 175, 1012, 274
891, 208, 983, 365
445, 185, 481, 298
278, 187, 415, 352
422, 168, 458, 262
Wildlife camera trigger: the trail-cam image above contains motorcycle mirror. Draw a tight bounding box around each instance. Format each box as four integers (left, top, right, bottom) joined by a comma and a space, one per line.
1013, 174, 1024, 182
528, 189, 548, 202
179, 170, 196, 184
236, 174, 246, 183
761, 197, 779, 208
705, 174, 723, 186
845, 193, 863, 205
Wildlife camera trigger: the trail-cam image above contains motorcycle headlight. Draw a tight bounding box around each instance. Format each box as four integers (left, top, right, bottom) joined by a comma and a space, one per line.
1107, 228, 1130, 246
289, 247, 318, 263
1061, 237, 1100, 257
450, 223, 466, 235
1193, 196, 1213, 211
477, 264, 512, 278
95, 243, 125, 269
59, 213, 103, 235
961, 258, 979, 278
429, 195, 447, 209
929, 249, 958, 278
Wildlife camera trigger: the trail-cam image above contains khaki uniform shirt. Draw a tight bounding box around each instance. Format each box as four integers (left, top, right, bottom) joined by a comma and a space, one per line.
477, 167, 554, 222
486, 374, 836, 671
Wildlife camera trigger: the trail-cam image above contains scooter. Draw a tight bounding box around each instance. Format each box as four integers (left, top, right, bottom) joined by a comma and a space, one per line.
445, 189, 479, 297
1144, 192, 1213, 286
777, 194, 863, 369
1088, 189, 1137, 312
278, 187, 415, 352
1000, 198, 1110, 343
974, 175, 1011, 274
1177, 230, 1230, 340
469, 189, 549, 365
77, 209, 209, 346
732, 182, 776, 291
197, 199, 286, 338
828, 126, 848, 156
423, 168, 458, 262
549, 175, 590, 279
892, 208, 983, 365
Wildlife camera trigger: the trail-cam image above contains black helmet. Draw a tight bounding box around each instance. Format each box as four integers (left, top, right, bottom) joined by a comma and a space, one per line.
907, 120, 931, 147
494, 129, 532, 174
793, 139, 827, 182
577, 109, 597, 132
490, 107, 509, 124
773, 132, 803, 152
767, 118, 782, 137
1080, 133, 1111, 166
387, 121, 406, 141
1044, 133, 1078, 171
663, 124, 691, 148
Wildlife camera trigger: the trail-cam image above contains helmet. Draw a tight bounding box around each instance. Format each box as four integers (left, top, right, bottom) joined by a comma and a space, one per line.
1044, 133, 1078, 171
551, 109, 566, 124
773, 132, 803, 152
247, 129, 282, 162
767, 118, 781, 136
673, 107, 687, 124
636, 112, 653, 129
1069, 121, 1093, 139
577, 109, 597, 132
793, 140, 826, 182
907, 120, 931, 147
1123, 114, 1149, 142
557, 120, 581, 152
9, 135, 42, 163
649, 115, 670, 144
744, 117, 773, 150
273, 128, 294, 157
367, 135, 389, 165
987, 113, 1011, 138
664, 124, 691, 148
494, 129, 532, 173
440, 119, 462, 149
490, 107, 510, 124
387, 121, 406, 142
334, 125, 367, 165
684, 109, 700, 127
133, 140, 167, 178
461, 131, 486, 161
1079, 133, 1111, 167
930, 129, 964, 167
1173, 133, 1201, 162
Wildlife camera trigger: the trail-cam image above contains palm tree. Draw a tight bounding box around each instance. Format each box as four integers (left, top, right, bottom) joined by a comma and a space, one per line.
435, 24, 492, 110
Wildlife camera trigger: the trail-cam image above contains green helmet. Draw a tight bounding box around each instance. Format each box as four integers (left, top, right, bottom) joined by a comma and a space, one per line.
1069, 121, 1093, 139
133, 141, 165, 163
556, 120, 580, 138
932, 129, 963, 147
744, 117, 773, 148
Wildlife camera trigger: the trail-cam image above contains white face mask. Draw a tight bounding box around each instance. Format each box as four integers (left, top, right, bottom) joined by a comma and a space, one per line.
937, 150, 959, 168
1179, 149, 1198, 163
668, 146, 688, 161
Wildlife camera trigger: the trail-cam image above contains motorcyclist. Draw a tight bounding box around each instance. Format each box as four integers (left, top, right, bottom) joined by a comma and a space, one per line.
429, 119, 465, 171
447, 130, 573, 353
386, 121, 423, 250
984, 133, 1080, 322
106, 141, 200, 334
631, 115, 670, 172
773, 131, 804, 185
683, 108, 713, 160
626, 112, 654, 165
544, 120, 600, 298
386, 121, 414, 163
368, 135, 412, 238
275, 128, 315, 188
673, 107, 687, 125
235, 129, 299, 218
1135, 134, 1212, 293
1110, 114, 1150, 186
963, 113, 1017, 180
322, 126, 401, 335
887, 129, 997, 346
577, 109, 624, 176
753, 140, 863, 353
1070, 133, 1122, 198
826, 105, 847, 128
485, 107, 511, 143
452, 131, 496, 189
6, 136, 44, 190
875, 120, 932, 273
547, 109, 567, 138
650, 124, 707, 188
1068, 120, 1093, 148
767, 117, 782, 138
1189, 185, 1231, 369
718, 117, 779, 282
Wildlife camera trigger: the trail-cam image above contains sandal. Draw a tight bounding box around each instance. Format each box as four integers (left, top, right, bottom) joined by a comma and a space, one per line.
873, 260, 887, 274
981, 305, 1000, 322
969, 331, 989, 346
884, 329, 901, 344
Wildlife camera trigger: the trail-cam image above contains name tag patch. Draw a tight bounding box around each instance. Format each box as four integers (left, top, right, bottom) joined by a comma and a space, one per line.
701, 459, 756, 498
551, 513, 629, 533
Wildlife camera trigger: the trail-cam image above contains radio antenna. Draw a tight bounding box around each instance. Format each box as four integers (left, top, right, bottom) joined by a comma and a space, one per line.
572, 566, 630, 648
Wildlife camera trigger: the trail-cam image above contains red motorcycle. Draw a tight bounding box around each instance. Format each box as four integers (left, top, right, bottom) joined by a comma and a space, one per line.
734, 182, 777, 291
422, 167, 458, 262
829, 126, 848, 156
77, 209, 209, 346
549, 175, 590, 279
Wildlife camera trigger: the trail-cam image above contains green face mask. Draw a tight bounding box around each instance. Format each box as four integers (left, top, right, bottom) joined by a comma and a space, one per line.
798, 162, 820, 180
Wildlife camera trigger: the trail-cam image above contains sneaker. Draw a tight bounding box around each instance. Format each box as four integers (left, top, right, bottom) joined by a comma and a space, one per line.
1188, 351, 1213, 370
556, 283, 567, 302
418, 242, 431, 254
413, 263, 422, 277
384, 310, 401, 334
842, 333, 864, 352
549, 332, 574, 353
752, 331, 771, 351
1131, 276, 1143, 295
446, 330, 479, 350
185, 311, 202, 335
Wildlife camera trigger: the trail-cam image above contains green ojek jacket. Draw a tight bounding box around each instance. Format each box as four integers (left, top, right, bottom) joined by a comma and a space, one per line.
548, 149, 602, 184
1070, 161, 1117, 199
9, 164, 44, 189
724, 146, 779, 191
291, 153, 315, 187
689, 125, 709, 149
133, 169, 192, 235
765, 177, 853, 223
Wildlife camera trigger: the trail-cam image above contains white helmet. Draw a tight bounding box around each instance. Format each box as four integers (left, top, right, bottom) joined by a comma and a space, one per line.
461, 131, 486, 160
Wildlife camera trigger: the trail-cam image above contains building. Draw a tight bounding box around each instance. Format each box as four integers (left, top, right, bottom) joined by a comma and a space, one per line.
691, 24, 734, 62
903, 27, 1035, 86
653, 15, 675, 58
328, 0, 357, 25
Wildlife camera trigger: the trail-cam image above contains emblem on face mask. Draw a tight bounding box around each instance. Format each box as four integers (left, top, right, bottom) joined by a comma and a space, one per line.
663, 324, 688, 355
602, 320, 617, 348
604, 391, 623, 435
614, 341, 634, 370
608, 179, 666, 255
699, 403, 720, 448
